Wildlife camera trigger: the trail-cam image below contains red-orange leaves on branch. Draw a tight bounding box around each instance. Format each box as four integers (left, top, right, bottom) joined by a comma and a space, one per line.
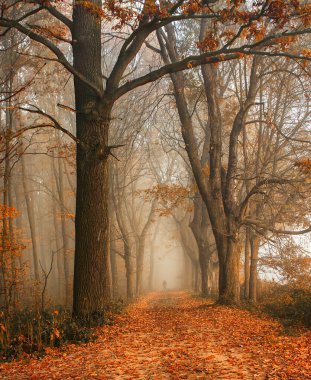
301, 47, 311, 57
76, 0, 106, 20
142, 0, 158, 17
220, 29, 236, 43
0, 204, 17, 220
0, 205, 26, 311
197, 31, 220, 52
138, 184, 194, 216
105, 0, 136, 28
182, 0, 205, 15
295, 158, 311, 174
266, 0, 289, 26
273, 35, 298, 49
265, 0, 311, 28
75, 0, 136, 27
300, 4, 311, 27
29, 23, 70, 43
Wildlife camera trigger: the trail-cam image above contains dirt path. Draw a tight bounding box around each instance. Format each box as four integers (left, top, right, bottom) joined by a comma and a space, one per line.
0, 291, 310, 379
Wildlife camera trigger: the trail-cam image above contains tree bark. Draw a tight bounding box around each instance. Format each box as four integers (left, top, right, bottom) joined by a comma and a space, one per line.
174, 216, 199, 291
249, 235, 260, 303
192, 259, 200, 292
57, 156, 71, 306
21, 154, 40, 282
72, 2, 112, 315
182, 252, 192, 290
135, 202, 155, 296
110, 241, 119, 299
208, 261, 219, 296
136, 239, 144, 296
157, 20, 260, 304
112, 187, 136, 301
244, 228, 251, 299
148, 229, 158, 291
221, 239, 241, 304
190, 194, 212, 297
52, 194, 65, 303
110, 219, 119, 299
157, 25, 243, 304
124, 242, 135, 300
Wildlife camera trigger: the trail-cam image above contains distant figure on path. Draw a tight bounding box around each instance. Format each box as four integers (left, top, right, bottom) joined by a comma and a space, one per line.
162, 280, 167, 290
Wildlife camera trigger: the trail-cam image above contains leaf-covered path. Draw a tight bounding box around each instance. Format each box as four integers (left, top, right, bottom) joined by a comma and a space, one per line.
1, 291, 310, 379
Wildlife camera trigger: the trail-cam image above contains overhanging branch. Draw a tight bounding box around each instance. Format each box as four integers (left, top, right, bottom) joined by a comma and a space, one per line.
0, 18, 102, 97
244, 219, 311, 236
239, 178, 297, 221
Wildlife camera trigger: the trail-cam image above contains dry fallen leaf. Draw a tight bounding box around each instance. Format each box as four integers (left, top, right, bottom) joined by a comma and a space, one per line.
0, 291, 310, 379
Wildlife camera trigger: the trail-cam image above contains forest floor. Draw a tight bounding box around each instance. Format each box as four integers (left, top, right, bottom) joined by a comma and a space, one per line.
0, 291, 310, 379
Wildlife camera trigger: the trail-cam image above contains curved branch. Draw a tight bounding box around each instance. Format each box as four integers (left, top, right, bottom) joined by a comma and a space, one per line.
113, 52, 240, 101
0, 18, 102, 97
239, 178, 295, 221
113, 25, 311, 101
9, 123, 78, 143
26, 0, 73, 30
244, 220, 311, 235
14, 104, 78, 142
42, 5, 73, 30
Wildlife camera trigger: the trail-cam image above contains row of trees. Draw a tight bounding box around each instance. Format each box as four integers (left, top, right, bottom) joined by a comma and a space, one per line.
0, 0, 310, 316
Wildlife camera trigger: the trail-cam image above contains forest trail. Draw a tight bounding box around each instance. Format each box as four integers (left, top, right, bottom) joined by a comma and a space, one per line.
1, 291, 310, 380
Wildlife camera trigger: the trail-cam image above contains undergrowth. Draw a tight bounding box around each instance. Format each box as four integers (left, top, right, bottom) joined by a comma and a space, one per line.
0, 299, 124, 362
262, 285, 311, 329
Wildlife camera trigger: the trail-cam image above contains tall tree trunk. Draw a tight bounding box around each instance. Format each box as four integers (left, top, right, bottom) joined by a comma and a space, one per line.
51, 158, 65, 304
21, 155, 40, 282
124, 242, 135, 300
112, 191, 136, 301
110, 226, 119, 298
217, 235, 241, 304
157, 22, 259, 305
110, 248, 118, 299
249, 235, 260, 303
52, 197, 65, 303
0, 25, 16, 310
148, 219, 160, 291
57, 156, 71, 306
192, 259, 199, 292
148, 240, 155, 291
0, 106, 10, 310
174, 216, 199, 291
183, 252, 192, 290
72, 2, 112, 315
73, 129, 112, 314
135, 203, 155, 296
136, 239, 144, 296
158, 26, 242, 303
8, 175, 18, 309
198, 250, 208, 296
190, 195, 211, 297
13, 178, 24, 271
208, 261, 218, 296
244, 228, 250, 299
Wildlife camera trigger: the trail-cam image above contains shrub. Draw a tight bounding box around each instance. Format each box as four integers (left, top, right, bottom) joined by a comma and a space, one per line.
263, 283, 311, 328
0, 298, 124, 362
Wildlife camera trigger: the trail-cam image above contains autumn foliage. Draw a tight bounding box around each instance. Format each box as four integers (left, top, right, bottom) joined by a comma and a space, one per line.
26, 0, 311, 62
0, 292, 310, 379
0, 0, 310, 375
139, 184, 194, 216
295, 158, 311, 175
0, 204, 26, 312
